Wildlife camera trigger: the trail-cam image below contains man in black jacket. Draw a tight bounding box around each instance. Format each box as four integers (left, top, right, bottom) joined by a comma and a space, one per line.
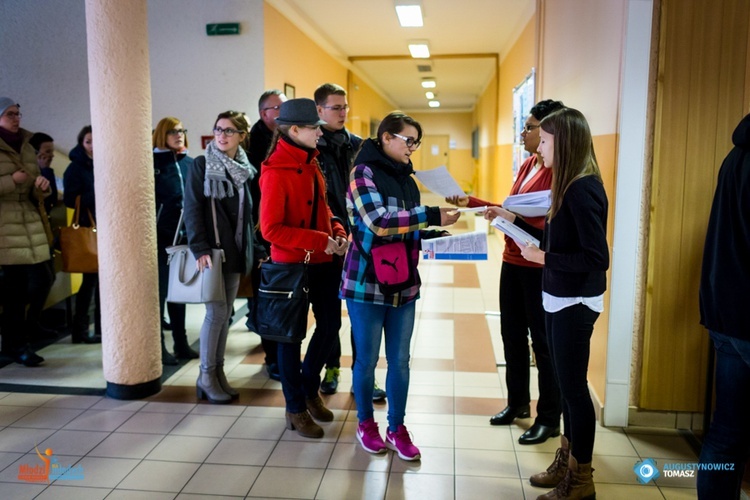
697, 113, 750, 500
246, 89, 286, 381
314, 83, 385, 400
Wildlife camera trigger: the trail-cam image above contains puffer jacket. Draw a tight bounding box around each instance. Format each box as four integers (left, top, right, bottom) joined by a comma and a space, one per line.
63, 145, 96, 227
0, 128, 52, 265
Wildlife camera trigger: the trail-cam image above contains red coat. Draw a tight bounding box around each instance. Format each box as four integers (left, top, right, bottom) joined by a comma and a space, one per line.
260, 137, 346, 264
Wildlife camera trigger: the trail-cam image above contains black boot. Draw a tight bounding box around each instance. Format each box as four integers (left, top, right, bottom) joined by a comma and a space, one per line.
161, 337, 178, 365
173, 334, 199, 360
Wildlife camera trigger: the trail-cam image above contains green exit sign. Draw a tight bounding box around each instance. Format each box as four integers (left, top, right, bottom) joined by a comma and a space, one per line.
206, 23, 240, 36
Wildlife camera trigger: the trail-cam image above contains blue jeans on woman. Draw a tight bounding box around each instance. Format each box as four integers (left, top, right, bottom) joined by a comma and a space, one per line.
347, 298, 416, 431
697, 331, 750, 500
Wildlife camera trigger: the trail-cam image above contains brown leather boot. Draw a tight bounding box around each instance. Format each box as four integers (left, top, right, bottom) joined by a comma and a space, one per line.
285, 410, 324, 438
306, 396, 333, 422
530, 435, 570, 487
537, 453, 595, 500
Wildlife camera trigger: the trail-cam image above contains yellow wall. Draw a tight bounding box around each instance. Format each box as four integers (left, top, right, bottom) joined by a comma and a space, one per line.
473, 74, 499, 201
347, 72, 397, 140
411, 112, 474, 191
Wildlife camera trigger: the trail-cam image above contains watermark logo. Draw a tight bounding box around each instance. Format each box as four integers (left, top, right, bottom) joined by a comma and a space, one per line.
18, 446, 85, 483
634, 458, 661, 484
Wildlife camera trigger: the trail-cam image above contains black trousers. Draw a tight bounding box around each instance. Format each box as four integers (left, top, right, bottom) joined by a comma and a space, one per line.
499, 262, 561, 427
73, 272, 101, 337
546, 304, 599, 464
278, 261, 341, 412
0, 261, 54, 352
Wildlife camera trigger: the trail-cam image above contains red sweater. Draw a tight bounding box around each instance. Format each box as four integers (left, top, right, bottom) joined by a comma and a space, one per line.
259, 137, 346, 264
468, 154, 551, 267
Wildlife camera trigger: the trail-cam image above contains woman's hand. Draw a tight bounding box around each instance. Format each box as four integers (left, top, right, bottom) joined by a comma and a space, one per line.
197, 254, 212, 272
439, 207, 461, 226
520, 242, 545, 265
12, 170, 29, 184
484, 206, 516, 223
34, 176, 50, 192
257, 256, 270, 268
334, 236, 349, 256
445, 195, 469, 207
325, 237, 339, 255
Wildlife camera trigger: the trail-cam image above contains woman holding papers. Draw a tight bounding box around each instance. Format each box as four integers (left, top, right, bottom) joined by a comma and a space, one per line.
341, 112, 459, 460
447, 99, 564, 446
488, 107, 609, 499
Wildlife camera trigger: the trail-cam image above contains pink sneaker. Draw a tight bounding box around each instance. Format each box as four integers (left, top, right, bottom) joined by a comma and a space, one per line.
386, 425, 421, 461
356, 418, 386, 454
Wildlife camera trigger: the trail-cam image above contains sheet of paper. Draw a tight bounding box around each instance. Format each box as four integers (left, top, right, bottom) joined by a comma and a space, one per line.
490, 216, 540, 248
456, 206, 487, 213
421, 231, 488, 261
502, 190, 551, 218
502, 205, 549, 217
413, 166, 465, 198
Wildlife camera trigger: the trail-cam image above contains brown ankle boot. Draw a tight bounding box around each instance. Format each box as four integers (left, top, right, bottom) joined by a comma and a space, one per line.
285, 410, 324, 438
530, 435, 570, 487
537, 453, 595, 500
306, 396, 333, 422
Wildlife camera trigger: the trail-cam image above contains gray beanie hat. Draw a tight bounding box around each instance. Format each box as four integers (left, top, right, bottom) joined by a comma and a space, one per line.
0, 97, 19, 117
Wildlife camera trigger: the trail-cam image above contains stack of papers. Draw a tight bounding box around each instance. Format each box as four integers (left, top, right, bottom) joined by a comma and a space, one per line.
502, 190, 551, 217
421, 232, 488, 261
490, 217, 540, 248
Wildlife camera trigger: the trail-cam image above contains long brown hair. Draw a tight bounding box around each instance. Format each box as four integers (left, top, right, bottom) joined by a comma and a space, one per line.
541, 108, 602, 219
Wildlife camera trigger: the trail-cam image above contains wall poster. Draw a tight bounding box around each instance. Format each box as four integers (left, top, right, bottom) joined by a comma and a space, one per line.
512, 69, 536, 179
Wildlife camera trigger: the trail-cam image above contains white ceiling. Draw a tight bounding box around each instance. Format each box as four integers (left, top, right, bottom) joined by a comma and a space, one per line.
267, 0, 536, 112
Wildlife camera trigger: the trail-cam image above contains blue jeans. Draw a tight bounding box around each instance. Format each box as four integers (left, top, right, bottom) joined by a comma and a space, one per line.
697, 331, 750, 500
347, 298, 416, 431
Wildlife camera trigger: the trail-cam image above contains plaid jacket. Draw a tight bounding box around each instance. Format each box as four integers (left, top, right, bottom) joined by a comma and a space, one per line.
339, 139, 441, 307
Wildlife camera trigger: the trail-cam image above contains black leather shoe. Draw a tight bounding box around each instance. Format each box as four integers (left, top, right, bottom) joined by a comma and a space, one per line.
14, 347, 45, 367
518, 423, 560, 445
266, 363, 281, 381
489, 405, 531, 425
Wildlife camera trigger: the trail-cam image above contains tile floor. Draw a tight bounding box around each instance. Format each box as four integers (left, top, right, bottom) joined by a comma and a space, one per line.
0, 197, 701, 499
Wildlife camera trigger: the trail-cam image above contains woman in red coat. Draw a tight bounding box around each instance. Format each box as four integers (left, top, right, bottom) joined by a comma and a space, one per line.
260, 98, 348, 438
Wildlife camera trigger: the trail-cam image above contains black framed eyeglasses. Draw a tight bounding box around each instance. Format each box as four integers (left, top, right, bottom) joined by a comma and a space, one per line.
166, 129, 187, 135
392, 133, 421, 149
213, 127, 242, 137
2, 111, 21, 119
522, 124, 540, 133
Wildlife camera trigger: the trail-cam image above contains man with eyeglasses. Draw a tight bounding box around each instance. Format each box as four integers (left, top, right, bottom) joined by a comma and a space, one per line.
245, 89, 286, 381
313, 83, 386, 400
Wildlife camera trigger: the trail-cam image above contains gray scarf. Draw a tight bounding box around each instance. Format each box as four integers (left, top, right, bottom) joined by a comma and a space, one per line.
204, 140, 255, 199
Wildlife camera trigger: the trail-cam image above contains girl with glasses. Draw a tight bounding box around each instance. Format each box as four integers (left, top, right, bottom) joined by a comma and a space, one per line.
183, 111, 268, 404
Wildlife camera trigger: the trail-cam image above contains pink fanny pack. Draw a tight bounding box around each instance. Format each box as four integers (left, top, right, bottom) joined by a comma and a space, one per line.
355, 237, 416, 296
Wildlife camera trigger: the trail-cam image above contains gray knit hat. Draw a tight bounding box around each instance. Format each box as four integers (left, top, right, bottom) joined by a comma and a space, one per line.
275, 98, 326, 127
0, 97, 19, 117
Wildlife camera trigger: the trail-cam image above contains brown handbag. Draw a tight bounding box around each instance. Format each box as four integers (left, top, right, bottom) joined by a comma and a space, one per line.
60, 195, 98, 273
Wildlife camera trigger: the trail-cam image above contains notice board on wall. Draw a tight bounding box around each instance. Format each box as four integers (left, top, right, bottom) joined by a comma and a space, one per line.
512, 69, 536, 179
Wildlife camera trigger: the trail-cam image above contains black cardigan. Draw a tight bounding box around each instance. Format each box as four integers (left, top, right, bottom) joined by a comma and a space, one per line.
183, 155, 267, 275
516, 175, 609, 298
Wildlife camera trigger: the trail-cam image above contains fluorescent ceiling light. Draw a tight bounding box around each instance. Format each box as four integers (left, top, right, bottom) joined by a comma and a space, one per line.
421, 78, 436, 89
425, 91, 435, 99
395, 4, 423, 27
408, 42, 430, 59
428, 100, 441, 108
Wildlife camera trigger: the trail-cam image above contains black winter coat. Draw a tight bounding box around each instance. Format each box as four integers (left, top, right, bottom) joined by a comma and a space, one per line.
62, 145, 96, 227
317, 127, 362, 232
247, 119, 274, 224
153, 149, 193, 245
183, 155, 267, 275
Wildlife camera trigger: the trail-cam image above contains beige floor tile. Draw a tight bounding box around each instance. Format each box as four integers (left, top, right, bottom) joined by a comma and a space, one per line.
0, 451, 23, 472
0, 452, 57, 483
34, 485, 112, 499
107, 490, 175, 500
660, 485, 700, 499
516, 450, 557, 479
593, 429, 639, 457
182, 463, 261, 496
0, 427, 55, 453
89, 399, 147, 412
453, 386, 503, 399
62, 409, 135, 432
117, 460, 200, 492
9, 407, 83, 429
58, 456, 140, 488
225, 416, 286, 440
42, 395, 103, 410
240, 406, 287, 419
409, 384, 454, 397
0, 482, 46, 498
385, 472, 454, 500
454, 449, 519, 478
627, 434, 698, 461
280, 419, 345, 443
454, 372, 502, 388
327, 443, 392, 472
455, 476, 525, 500
316, 469, 388, 500
88, 432, 164, 459
115, 410, 185, 434
169, 414, 237, 438
145, 435, 219, 463
403, 423, 454, 448
0, 393, 57, 407
455, 424, 515, 450
248, 466, 324, 498
403, 413, 454, 426
267, 440, 335, 469
139, 401, 195, 414
189, 404, 245, 417
588, 482, 662, 499
454, 414, 493, 427
0, 405, 35, 426
594, 454, 651, 484
205, 437, 276, 466
38, 429, 109, 456
390, 446, 454, 475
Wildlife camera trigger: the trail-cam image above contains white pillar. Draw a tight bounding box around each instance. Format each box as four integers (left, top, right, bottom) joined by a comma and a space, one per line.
85, 0, 162, 398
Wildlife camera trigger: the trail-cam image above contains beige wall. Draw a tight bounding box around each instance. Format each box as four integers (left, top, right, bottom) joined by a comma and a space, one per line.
411, 112, 474, 191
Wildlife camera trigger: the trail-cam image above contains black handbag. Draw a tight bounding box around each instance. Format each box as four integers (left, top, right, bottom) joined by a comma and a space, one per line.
255, 172, 319, 343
